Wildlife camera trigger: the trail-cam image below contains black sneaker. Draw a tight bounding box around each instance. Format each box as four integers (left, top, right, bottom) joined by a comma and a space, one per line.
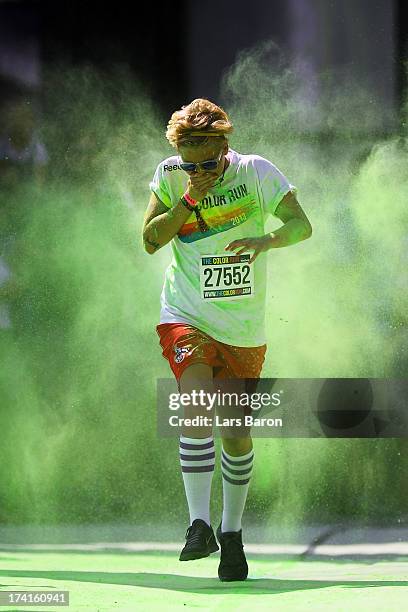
179, 519, 219, 561
216, 522, 248, 581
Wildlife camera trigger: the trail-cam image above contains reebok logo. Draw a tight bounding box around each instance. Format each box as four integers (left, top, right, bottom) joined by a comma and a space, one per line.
164, 164, 180, 172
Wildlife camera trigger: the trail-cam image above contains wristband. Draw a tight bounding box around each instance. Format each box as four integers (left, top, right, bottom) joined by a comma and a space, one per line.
183, 192, 198, 207
181, 196, 195, 212
180, 196, 210, 232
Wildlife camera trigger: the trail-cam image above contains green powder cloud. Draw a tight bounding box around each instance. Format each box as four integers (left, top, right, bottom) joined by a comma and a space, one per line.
0, 49, 406, 530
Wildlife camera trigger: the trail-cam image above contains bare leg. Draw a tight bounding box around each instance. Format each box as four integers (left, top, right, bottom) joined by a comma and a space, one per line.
179, 362, 214, 438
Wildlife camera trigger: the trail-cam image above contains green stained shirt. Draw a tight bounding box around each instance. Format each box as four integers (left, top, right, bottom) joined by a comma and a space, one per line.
149, 149, 296, 346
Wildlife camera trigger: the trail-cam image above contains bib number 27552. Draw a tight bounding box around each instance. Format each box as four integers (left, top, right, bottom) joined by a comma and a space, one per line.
199, 253, 254, 301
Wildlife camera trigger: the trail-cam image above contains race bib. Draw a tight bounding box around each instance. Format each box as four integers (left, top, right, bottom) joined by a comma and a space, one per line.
199, 253, 254, 301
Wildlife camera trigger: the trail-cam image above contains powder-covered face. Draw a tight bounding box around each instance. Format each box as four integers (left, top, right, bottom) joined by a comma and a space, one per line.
178, 140, 229, 178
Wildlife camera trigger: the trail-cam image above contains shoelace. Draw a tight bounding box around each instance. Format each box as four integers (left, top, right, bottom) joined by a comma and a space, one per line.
185, 525, 207, 545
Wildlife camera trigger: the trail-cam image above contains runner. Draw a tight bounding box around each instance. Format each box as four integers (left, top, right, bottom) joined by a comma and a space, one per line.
143, 98, 312, 581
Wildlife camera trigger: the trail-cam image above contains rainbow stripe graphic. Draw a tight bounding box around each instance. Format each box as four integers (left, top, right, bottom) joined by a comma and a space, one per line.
177, 199, 257, 243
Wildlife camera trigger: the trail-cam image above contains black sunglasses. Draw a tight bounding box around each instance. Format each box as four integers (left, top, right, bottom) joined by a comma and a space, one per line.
179, 150, 223, 173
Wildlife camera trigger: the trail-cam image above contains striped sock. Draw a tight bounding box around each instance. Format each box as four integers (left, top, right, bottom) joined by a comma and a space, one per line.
179, 435, 215, 526
221, 447, 254, 533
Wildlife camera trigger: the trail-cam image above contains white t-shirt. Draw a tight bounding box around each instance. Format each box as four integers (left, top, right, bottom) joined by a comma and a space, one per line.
149, 148, 296, 346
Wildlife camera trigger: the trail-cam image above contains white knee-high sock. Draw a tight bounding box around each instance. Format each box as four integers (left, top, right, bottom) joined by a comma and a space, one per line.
221, 447, 254, 533
179, 435, 215, 527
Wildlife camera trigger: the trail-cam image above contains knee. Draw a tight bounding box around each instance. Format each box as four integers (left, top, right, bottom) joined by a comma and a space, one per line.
222, 437, 252, 456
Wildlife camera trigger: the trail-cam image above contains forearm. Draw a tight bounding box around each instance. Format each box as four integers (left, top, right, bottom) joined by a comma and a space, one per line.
143, 199, 192, 253
265, 219, 312, 249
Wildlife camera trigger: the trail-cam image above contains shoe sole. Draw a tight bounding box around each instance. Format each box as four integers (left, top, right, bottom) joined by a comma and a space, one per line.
218, 573, 248, 581
179, 542, 219, 561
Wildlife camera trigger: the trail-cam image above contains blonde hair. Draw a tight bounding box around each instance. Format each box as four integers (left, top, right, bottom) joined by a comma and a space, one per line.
166, 98, 233, 148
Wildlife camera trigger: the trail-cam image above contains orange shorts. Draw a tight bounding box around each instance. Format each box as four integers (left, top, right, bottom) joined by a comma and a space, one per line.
156, 323, 267, 386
